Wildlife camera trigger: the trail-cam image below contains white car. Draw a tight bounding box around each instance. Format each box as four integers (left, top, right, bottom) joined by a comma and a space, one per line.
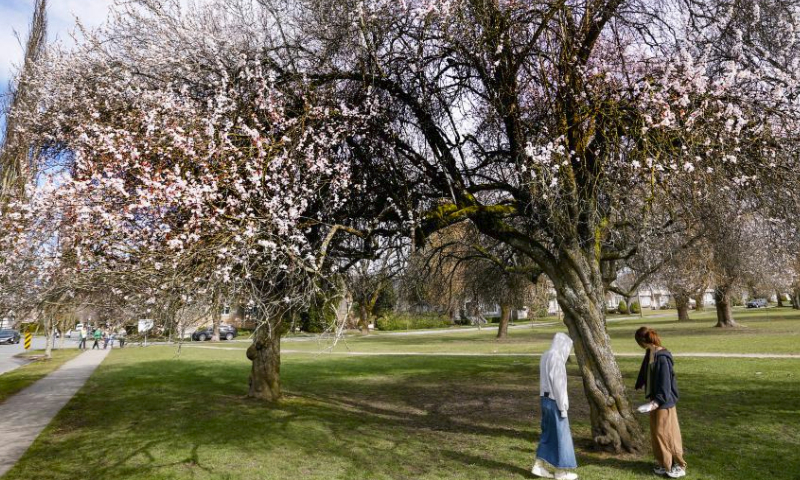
66, 323, 85, 338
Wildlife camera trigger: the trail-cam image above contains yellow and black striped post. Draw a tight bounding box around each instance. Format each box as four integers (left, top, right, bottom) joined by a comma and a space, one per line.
23, 332, 32, 350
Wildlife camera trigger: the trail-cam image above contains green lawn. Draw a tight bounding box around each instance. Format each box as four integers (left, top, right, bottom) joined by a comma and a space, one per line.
0, 349, 82, 404
265, 306, 800, 356
4, 338, 800, 479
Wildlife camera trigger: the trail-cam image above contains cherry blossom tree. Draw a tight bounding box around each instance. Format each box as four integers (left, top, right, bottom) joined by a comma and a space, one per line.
279, 0, 800, 451
10, 0, 374, 401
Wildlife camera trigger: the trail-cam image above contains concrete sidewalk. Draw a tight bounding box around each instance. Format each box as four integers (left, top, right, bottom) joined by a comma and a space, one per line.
0, 348, 110, 476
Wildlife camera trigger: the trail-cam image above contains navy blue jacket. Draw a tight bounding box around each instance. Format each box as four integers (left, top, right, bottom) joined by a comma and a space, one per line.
635, 349, 680, 409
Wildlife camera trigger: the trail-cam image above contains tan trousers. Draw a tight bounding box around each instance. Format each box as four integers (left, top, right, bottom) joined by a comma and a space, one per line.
650, 407, 686, 469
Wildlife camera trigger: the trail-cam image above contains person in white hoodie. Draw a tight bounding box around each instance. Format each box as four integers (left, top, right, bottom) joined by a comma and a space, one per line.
532, 332, 578, 480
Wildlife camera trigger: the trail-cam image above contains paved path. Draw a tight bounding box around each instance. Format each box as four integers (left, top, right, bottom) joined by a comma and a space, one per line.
181, 344, 800, 359
0, 348, 110, 476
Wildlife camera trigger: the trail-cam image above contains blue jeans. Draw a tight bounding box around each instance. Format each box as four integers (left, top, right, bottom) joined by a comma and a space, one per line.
536, 396, 577, 468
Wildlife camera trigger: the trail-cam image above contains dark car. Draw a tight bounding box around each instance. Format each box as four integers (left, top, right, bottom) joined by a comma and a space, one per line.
746, 298, 768, 308
0, 329, 21, 344
192, 325, 237, 341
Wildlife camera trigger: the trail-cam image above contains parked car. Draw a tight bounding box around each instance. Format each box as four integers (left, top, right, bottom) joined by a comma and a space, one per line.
192, 325, 238, 341
0, 329, 21, 344
746, 298, 768, 308
66, 323, 85, 339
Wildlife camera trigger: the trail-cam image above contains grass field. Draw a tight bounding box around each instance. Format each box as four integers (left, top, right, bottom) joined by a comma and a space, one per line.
0, 349, 82, 404
267, 306, 800, 356
3, 308, 800, 480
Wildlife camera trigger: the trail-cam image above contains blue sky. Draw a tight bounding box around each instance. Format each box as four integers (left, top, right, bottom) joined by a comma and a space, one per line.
1, 0, 114, 106
1, 0, 114, 140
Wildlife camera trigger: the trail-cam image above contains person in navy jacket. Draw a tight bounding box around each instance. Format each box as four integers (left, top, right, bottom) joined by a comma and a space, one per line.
635, 327, 687, 478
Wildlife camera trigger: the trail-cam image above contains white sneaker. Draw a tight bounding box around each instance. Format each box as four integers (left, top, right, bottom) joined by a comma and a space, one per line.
666, 465, 686, 478
653, 464, 667, 475
531, 460, 554, 478
554, 470, 578, 480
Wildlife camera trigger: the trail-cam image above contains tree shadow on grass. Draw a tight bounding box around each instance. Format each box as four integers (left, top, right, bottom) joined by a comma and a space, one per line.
20, 350, 799, 479
7, 353, 560, 479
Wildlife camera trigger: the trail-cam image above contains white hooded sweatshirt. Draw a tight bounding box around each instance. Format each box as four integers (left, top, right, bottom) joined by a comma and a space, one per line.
540, 332, 573, 417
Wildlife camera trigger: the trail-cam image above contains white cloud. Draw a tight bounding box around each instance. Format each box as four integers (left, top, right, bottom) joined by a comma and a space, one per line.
0, 0, 115, 86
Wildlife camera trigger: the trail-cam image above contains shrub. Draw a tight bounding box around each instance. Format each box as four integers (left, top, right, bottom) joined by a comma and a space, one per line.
376, 314, 451, 331
618, 300, 629, 315
630, 301, 641, 314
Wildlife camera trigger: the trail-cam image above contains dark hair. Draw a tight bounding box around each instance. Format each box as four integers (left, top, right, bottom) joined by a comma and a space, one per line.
635, 326, 662, 347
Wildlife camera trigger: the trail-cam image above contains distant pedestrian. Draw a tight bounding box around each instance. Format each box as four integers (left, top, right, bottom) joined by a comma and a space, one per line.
103, 329, 111, 349
78, 326, 87, 350
92, 328, 102, 350
635, 327, 686, 478
532, 333, 578, 480
117, 328, 126, 348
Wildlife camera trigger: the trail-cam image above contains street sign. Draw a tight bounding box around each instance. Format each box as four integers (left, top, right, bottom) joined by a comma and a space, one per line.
138, 319, 154, 333
23, 332, 32, 350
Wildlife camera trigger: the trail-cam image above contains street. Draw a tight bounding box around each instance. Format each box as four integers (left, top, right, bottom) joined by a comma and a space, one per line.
0, 336, 78, 375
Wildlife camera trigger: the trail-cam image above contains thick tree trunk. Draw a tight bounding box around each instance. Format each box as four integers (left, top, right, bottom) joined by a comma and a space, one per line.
212, 309, 221, 341
713, 286, 737, 328
550, 249, 645, 453
496, 304, 510, 339
792, 288, 800, 310
675, 294, 690, 322
776, 291, 784, 308
246, 322, 281, 401
358, 305, 371, 334
693, 291, 705, 312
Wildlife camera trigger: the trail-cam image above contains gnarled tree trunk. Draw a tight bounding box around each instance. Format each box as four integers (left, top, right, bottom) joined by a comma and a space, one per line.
776, 291, 784, 307
246, 321, 281, 401
496, 304, 510, 339
713, 286, 737, 328
675, 294, 690, 322
549, 248, 645, 453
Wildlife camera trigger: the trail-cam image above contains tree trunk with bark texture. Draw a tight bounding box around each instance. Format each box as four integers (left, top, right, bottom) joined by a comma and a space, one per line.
44, 316, 53, 359
246, 322, 281, 401
358, 305, 371, 334
549, 248, 645, 453
693, 291, 705, 312
212, 309, 221, 342
792, 288, 800, 310
713, 286, 737, 327
776, 291, 784, 307
675, 294, 690, 322
497, 304, 510, 339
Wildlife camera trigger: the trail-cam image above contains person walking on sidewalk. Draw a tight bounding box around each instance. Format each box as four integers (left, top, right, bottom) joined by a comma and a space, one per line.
78, 326, 87, 350
532, 333, 579, 480
91, 327, 102, 350
635, 327, 687, 478
117, 327, 126, 348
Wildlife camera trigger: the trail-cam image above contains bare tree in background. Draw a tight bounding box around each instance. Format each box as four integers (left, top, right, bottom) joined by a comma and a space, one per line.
0, 0, 46, 201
